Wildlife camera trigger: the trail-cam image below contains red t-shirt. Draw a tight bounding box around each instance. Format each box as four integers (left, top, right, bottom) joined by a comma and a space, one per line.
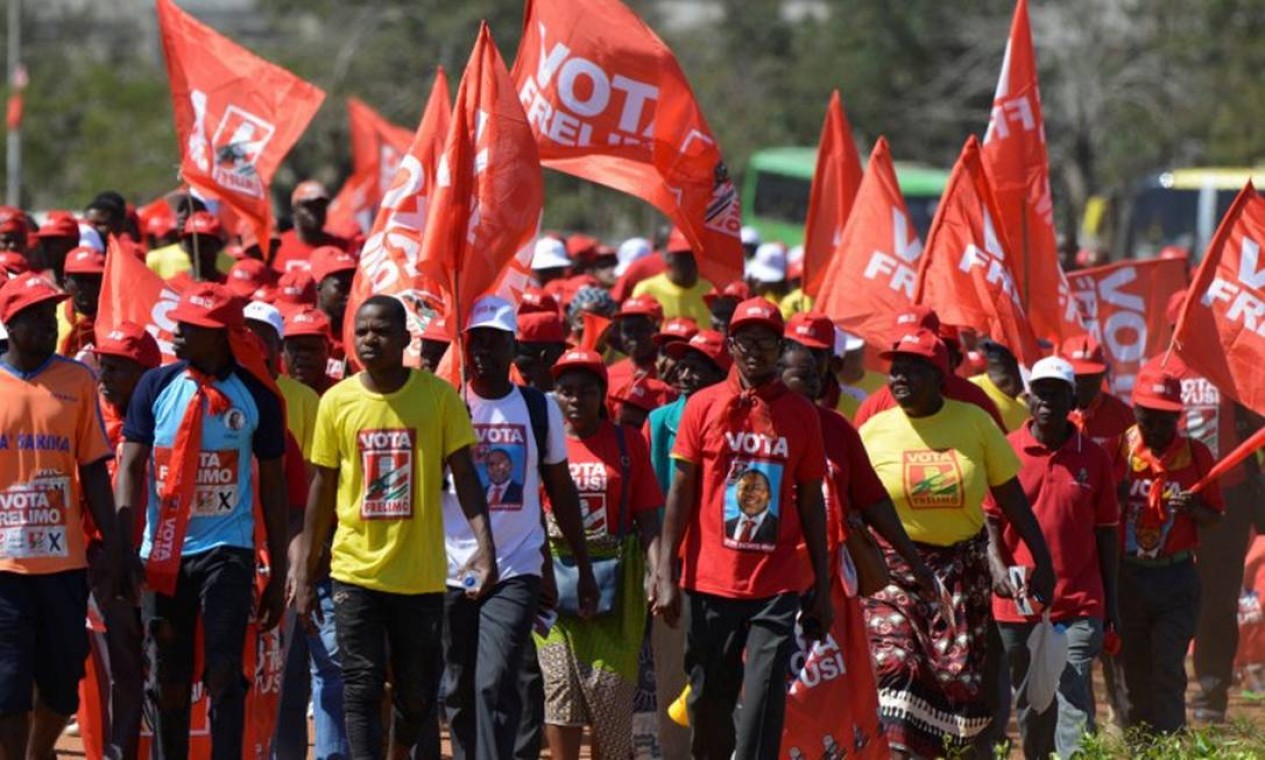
606, 357, 656, 406
672, 374, 827, 599
818, 406, 887, 550
272, 229, 351, 275
546, 421, 662, 537
1113, 428, 1225, 558
611, 253, 666, 303
985, 423, 1117, 623
853, 373, 1006, 431
1071, 391, 1134, 454
1167, 356, 1246, 488
326, 340, 348, 385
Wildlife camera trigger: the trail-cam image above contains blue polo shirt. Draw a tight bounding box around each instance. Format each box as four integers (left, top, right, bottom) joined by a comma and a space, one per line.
123, 361, 285, 559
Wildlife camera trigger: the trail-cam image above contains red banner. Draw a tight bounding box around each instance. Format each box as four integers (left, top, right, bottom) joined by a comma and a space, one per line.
1068, 256, 1188, 398
980, 0, 1068, 342
916, 137, 1041, 365
157, 0, 325, 247
327, 97, 420, 237
98, 236, 180, 361
815, 137, 923, 348
512, 0, 743, 287
344, 68, 453, 368
803, 90, 863, 297
1173, 183, 1265, 415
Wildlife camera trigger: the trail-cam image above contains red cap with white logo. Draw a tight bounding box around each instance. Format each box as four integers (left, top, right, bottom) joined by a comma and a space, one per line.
0, 272, 68, 323
784, 312, 834, 351
94, 320, 161, 369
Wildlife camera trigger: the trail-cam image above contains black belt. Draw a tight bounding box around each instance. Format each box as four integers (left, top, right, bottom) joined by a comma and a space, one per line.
1123, 550, 1192, 568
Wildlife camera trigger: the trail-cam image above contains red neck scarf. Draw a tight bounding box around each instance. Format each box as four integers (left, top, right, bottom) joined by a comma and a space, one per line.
1125, 425, 1192, 528
706, 368, 787, 452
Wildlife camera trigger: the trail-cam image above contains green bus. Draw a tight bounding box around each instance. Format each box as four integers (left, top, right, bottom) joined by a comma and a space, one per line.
740, 146, 952, 247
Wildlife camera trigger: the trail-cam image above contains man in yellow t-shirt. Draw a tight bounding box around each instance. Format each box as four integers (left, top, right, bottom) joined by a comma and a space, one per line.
967, 340, 1030, 433
631, 228, 713, 325
291, 295, 496, 759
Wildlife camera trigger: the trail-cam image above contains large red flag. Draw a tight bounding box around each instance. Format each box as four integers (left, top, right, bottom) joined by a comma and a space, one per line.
344, 69, 453, 367
980, 0, 1064, 342
512, 0, 743, 286
418, 23, 544, 329
803, 90, 864, 298
1172, 183, 1265, 414
815, 137, 924, 347
916, 136, 1041, 364
157, 0, 325, 247
1069, 256, 1188, 398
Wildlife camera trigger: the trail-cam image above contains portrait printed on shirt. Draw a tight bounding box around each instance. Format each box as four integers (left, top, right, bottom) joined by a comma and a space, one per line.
901, 449, 965, 510
473, 423, 528, 512
1124, 479, 1179, 559
722, 459, 784, 552
0, 472, 72, 560
358, 428, 415, 520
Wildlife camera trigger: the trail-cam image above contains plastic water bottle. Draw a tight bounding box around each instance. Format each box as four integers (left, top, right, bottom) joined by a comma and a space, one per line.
460, 570, 479, 591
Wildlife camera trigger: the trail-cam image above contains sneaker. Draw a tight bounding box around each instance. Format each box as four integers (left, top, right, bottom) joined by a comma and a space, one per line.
64, 719, 80, 737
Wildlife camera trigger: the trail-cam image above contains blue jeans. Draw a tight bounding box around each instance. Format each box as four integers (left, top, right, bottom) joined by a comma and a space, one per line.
998, 617, 1103, 760
272, 579, 348, 760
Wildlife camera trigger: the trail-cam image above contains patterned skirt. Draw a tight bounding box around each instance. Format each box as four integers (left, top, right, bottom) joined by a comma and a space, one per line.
863, 532, 995, 758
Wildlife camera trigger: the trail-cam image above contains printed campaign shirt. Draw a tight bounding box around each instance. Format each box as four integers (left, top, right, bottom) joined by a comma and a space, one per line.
547, 421, 662, 544
124, 361, 285, 560
0, 356, 112, 575
1114, 428, 1224, 559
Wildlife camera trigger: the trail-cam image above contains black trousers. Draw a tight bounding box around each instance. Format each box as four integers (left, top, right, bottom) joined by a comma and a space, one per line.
683, 590, 798, 760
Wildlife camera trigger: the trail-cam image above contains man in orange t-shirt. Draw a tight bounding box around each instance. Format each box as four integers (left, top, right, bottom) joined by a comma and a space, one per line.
0, 273, 119, 759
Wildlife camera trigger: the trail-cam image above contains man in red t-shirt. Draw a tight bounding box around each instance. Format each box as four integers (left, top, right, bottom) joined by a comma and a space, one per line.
653, 297, 832, 760
606, 295, 663, 399
853, 307, 1006, 430
1111, 357, 1224, 735
985, 356, 1119, 759
272, 181, 350, 274
1061, 334, 1134, 452
309, 247, 357, 384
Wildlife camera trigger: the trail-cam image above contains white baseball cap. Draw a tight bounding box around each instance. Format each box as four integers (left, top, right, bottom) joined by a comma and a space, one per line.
833, 327, 864, 357
745, 242, 788, 283
465, 295, 516, 334
78, 224, 104, 252
243, 300, 284, 341
740, 225, 762, 247
1029, 356, 1075, 389
787, 244, 805, 266
614, 237, 652, 277
530, 237, 570, 270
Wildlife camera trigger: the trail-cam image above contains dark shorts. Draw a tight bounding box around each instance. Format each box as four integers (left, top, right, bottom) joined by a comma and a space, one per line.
0, 569, 90, 716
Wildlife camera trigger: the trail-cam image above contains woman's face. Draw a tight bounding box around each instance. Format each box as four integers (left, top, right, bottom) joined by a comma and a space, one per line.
888, 354, 942, 411
554, 369, 605, 431
736, 471, 771, 516
1135, 405, 1180, 452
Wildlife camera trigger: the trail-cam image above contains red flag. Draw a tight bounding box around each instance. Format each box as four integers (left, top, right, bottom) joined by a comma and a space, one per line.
915, 136, 1041, 365
1172, 183, 1265, 414
512, 0, 743, 286
814, 138, 924, 347
803, 90, 863, 298
157, 0, 325, 248
980, 0, 1064, 342
98, 236, 180, 362
1069, 256, 1188, 398
325, 170, 378, 238
344, 68, 453, 368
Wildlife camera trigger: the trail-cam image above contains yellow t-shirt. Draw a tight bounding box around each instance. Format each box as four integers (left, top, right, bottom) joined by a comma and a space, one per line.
859, 399, 1020, 546
969, 373, 1030, 433
631, 273, 714, 325
277, 374, 320, 460
779, 288, 814, 319
311, 370, 476, 594
145, 242, 235, 280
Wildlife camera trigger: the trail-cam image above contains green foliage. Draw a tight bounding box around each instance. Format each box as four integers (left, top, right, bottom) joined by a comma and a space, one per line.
1074, 721, 1265, 759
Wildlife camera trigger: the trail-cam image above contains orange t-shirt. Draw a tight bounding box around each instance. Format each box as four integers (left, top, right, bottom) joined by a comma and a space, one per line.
0, 356, 112, 575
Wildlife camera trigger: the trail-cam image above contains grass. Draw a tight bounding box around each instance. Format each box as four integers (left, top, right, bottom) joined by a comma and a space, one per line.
1073, 720, 1265, 759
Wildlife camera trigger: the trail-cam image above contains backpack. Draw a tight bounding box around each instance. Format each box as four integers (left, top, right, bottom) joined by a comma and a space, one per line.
519, 384, 551, 480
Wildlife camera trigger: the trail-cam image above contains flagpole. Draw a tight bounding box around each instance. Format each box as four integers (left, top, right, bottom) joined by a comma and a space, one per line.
6, 0, 21, 206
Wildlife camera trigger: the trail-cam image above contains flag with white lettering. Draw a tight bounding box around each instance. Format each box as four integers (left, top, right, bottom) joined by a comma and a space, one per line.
815, 137, 924, 347
97, 236, 179, 362
1069, 256, 1188, 398
981, 0, 1066, 343
512, 0, 743, 287
915, 136, 1041, 365
327, 97, 419, 236
1172, 183, 1265, 414
803, 90, 863, 297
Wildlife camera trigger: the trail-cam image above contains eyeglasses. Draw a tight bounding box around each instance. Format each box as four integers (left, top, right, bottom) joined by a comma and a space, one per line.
730, 335, 780, 355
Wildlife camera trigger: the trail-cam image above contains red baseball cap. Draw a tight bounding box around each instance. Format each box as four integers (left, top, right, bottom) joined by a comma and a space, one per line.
611, 377, 677, 412
703, 280, 751, 309
1061, 334, 1107, 375
665, 227, 692, 254
785, 312, 834, 351
0, 251, 30, 275
1132, 358, 1183, 412
291, 180, 331, 206
566, 233, 600, 261
0, 216, 24, 235
64, 246, 107, 275
310, 246, 357, 283
654, 317, 699, 346
182, 211, 223, 239
227, 258, 272, 298
283, 307, 333, 340
168, 282, 243, 329
728, 297, 784, 335
551, 349, 608, 385
893, 305, 940, 334
0, 273, 69, 323
666, 329, 732, 372
94, 320, 161, 369
614, 295, 664, 322
35, 212, 80, 240
880, 329, 950, 375
517, 311, 566, 344
276, 270, 317, 309
518, 289, 561, 316
420, 314, 451, 343
145, 213, 176, 239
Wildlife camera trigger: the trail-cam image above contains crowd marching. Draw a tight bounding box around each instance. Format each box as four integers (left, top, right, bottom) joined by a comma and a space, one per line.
3, 0, 1265, 760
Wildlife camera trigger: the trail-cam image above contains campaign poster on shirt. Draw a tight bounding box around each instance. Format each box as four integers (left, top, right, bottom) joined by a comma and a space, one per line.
0, 474, 72, 559
358, 428, 415, 519
570, 460, 611, 535
722, 459, 783, 552
474, 423, 528, 512
901, 450, 965, 510
155, 449, 242, 519
1124, 487, 1178, 559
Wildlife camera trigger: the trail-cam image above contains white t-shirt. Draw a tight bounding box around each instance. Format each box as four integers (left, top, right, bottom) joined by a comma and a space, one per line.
444, 386, 567, 587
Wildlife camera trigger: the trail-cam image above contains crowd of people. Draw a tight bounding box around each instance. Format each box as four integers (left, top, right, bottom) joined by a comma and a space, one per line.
0, 185, 1259, 760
